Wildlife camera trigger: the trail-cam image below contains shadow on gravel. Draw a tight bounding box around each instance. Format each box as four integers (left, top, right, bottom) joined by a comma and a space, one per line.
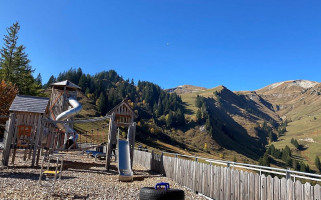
0, 172, 76, 180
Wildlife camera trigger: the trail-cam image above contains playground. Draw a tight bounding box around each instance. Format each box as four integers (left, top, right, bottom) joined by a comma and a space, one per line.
0, 80, 203, 199
0, 150, 204, 199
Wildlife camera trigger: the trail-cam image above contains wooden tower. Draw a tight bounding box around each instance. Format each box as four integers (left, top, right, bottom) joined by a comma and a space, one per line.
49, 80, 80, 121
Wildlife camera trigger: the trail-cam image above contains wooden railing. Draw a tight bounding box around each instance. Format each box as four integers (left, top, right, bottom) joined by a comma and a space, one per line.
133, 150, 321, 200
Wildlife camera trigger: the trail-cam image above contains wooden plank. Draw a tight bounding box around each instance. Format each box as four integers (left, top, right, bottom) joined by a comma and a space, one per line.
1, 113, 16, 166
249, 172, 255, 200
210, 164, 214, 199
287, 178, 294, 200
207, 164, 211, 197
266, 175, 273, 200
226, 167, 231, 200
220, 166, 225, 200
234, 169, 240, 200
295, 180, 302, 200
214, 166, 220, 200
244, 171, 249, 200
32, 114, 42, 166
304, 182, 311, 200
261, 174, 267, 200
314, 184, 321, 200
280, 178, 287, 200
201, 163, 205, 195
240, 171, 245, 200
255, 173, 260, 200
274, 176, 280, 200
193, 160, 197, 193
230, 169, 235, 200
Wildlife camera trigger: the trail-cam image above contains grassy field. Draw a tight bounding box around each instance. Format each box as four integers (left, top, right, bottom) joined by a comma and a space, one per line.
272, 112, 321, 170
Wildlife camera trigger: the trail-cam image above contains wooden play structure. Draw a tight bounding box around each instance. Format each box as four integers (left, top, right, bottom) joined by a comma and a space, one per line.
1, 79, 137, 180
105, 100, 137, 172
1, 95, 50, 167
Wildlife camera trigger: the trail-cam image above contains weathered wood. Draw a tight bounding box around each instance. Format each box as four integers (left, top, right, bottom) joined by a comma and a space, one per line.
220, 166, 225, 200
31, 114, 42, 166
105, 114, 116, 171
314, 184, 321, 200
133, 150, 321, 200
261, 174, 267, 200
280, 177, 287, 200
287, 178, 294, 200
249, 172, 255, 200
234, 169, 240, 200
274, 176, 280, 200
226, 166, 231, 200
304, 182, 312, 200
254, 173, 260, 200
214, 166, 220, 200
230, 169, 235, 200
295, 180, 302, 200
266, 175, 273, 200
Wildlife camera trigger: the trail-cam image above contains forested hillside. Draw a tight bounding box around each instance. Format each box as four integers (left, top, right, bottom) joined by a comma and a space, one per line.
45, 68, 185, 127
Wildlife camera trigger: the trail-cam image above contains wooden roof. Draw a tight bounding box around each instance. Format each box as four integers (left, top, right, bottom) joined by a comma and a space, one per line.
107, 100, 138, 118
51, 80, 81, 90
9, 95, 49, 114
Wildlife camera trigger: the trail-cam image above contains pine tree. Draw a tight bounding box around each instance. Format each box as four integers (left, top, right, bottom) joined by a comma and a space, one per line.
0, 22, 40, 95
166, 111, 173, 127
315, 156, 321, 173
196, 109, 202, 123
97, 92, 107, 115
300, 162, 307, 172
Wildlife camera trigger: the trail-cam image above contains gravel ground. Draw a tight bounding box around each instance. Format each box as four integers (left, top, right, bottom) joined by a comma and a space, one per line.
0, 150, 206, 200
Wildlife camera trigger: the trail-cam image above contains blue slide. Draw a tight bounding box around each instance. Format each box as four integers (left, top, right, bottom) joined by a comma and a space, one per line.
118, 139, 133, 181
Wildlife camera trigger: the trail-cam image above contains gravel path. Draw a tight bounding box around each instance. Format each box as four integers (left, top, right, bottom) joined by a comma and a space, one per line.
0, 150, 206, 199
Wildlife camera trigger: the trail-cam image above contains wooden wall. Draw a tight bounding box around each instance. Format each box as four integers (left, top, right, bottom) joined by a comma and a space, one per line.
134, 150, 321, 200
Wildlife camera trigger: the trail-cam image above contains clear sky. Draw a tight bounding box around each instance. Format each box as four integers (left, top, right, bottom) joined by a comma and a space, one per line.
1, 0, 321, 91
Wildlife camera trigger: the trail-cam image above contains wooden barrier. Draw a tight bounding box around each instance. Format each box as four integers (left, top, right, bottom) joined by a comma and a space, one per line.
134, 150, 321, 200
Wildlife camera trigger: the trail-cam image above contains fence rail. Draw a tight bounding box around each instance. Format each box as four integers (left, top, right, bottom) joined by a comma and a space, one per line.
134, 149, 321, 200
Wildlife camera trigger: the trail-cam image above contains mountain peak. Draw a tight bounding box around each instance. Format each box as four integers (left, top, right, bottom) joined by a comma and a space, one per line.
257, 80, 319, 93
167, 85, 206, 94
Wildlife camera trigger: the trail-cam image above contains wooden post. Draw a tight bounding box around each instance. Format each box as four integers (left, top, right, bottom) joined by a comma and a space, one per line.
32, 114, 42, 167
106, 113, 116, 171
128, 122, 136, 168
1, 113, 16, 166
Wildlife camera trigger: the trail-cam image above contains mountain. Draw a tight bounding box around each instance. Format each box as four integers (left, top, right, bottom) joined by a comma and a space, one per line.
43, 69, 321, 169
166, 85, 206, 94
177, 80, 321, 169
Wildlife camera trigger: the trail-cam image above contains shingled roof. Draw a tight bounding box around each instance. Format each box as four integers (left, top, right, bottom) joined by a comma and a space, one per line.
51, 80, 81, 90
9, 95, 49, 114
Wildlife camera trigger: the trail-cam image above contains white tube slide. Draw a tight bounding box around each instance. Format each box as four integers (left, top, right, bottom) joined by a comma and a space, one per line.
118, 139, 133, 181
55, 97, 82, 143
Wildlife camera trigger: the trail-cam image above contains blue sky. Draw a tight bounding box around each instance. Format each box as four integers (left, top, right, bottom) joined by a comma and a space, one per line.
1, 0, 321, 91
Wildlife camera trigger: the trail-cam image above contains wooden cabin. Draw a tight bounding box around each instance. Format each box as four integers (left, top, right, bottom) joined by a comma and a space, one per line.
1, 95, 50, 167
107, 100, 137, 127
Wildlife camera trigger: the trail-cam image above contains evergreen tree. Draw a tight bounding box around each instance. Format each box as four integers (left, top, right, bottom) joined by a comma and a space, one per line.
315, 156, 321, 173
196, 109, 202, 123
300, 162, 307, 172
166, 111, 173, 127
97, 92, 107, 115
35, 73, 42, 85
0, 22, 40, 95
263, 153, 270, 166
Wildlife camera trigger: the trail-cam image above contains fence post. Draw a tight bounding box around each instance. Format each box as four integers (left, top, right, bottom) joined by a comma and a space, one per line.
286, 168, 291, 180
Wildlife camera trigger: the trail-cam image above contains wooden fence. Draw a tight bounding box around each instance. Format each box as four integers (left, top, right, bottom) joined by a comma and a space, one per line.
133, 150, 321, 200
